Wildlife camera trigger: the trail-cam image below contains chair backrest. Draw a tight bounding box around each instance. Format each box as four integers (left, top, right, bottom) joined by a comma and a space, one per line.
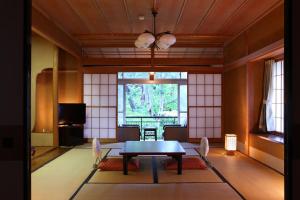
199, 137, 209, 157
163, 124, 182, 130
163, 126, 188, 142
116, 126, 141, 142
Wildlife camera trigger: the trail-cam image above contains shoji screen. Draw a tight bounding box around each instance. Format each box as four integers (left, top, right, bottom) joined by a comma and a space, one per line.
188, 74, 222, 138
83, 74, 117, 139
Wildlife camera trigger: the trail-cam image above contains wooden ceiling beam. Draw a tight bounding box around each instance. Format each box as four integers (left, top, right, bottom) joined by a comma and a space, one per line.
82, 66, 224, 73
82, 57, 223, 66
75, 34, 230, 48
32, 6, 81, 59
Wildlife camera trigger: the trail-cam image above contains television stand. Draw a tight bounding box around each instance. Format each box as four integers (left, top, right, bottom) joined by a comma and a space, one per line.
59, 125, 84, 146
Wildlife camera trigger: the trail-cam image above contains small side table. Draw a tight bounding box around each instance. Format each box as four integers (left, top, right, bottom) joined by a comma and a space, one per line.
143, 127, 157, 141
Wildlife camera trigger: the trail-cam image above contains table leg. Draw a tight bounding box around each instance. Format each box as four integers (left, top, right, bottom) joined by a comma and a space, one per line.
123, 155, 128, 175
177, 155, 182, 175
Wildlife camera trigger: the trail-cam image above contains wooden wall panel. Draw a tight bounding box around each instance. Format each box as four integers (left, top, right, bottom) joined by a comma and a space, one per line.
247, 4, 284, 54
223, 66, 247, 144
58, 49, 82, 103
58, 71, 81, 103
34, 69, 53, 133
249, 134, 284, 160
224, 34, 248, 64
58, 49, 80, 71
223, 3, 284, 170
224, 3, 284, 65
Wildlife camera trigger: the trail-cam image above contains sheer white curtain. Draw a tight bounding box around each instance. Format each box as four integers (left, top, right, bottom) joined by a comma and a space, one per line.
259, 59, 276, 132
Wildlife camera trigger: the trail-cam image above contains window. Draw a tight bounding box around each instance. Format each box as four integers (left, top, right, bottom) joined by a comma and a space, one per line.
271, 60, 284, 133
117, 72, 187, 139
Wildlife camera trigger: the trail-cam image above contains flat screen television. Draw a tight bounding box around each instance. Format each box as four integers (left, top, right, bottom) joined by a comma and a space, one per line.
58, 103, 86, 125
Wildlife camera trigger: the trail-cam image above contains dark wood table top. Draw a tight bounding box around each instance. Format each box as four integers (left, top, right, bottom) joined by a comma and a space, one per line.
119, 141, 186, 155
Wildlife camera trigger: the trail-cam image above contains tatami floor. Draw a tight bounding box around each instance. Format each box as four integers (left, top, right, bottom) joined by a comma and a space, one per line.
31, 143, 284, 200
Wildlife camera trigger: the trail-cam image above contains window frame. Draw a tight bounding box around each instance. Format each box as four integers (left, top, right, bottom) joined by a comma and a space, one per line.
270, 59, 284, 135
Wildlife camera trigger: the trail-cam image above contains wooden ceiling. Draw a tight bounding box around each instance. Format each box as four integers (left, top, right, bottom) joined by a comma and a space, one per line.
32, 0, 283, 60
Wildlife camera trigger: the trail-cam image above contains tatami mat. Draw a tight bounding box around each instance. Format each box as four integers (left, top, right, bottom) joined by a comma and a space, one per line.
75, 142, 125, 149
208, 148, 284, 200
88, 157, 153, 184
74, 183, 242, 200
89, 156, 222, 184
158, 168, 222, 183
107, 148, 122, 157
156, 157, 222, 183
32, 148, 99, 200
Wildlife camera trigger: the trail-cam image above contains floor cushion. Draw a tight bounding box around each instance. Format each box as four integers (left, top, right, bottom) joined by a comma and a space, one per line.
164, 157, 207, 170
98, 158, 140, 171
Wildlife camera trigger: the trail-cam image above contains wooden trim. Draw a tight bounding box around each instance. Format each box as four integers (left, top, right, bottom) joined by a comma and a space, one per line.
53, 48, 59, 146
32, 6, 81, 59
81, 66, 223, 73
83, 57, 223, 66
188, 138, 224, 143
76, 34, 229, 48
224, 39, 284, 72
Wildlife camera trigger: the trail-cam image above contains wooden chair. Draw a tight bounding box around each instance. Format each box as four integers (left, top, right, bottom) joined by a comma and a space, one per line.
116, 125, 141, 142
162, 125, 188, 142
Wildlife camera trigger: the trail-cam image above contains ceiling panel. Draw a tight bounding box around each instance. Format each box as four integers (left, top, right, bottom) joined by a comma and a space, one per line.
33, 0, 92, 34
33, 0, 282, 36
195, 0, 246, 34
64, 0, 110, 33
33, 0, 283, 58
154, 0, 184, 33
125, 0, 153, 33
95, 0, 132, 33
173, 0, 215, 33
218, 0, 282, 35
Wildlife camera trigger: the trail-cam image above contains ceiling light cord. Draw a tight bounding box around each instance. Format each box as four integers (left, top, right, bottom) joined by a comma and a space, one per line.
151, 9, 157, 68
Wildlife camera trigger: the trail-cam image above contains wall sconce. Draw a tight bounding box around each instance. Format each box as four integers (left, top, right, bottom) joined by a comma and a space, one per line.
149, 72, 155, 80
225, 134, 237, 155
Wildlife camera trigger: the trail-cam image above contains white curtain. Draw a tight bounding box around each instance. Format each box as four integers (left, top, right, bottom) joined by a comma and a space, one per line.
259, 59, 276, 132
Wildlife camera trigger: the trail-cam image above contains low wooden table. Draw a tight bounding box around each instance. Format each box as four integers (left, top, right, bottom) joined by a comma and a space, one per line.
119, 141, 186, 175
143, 127, 157, 141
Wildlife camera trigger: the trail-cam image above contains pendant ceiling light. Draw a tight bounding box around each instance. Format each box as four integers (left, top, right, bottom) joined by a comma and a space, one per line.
134, 10, 176, 50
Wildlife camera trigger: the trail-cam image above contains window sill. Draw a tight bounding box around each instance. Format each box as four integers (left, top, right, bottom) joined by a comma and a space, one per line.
251, 133, 284, 144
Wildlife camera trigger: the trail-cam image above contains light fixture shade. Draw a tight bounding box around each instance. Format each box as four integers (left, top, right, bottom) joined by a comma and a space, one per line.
137, 32, 155, 47
225, 134, 237, 151
135, 40, 148, 48
158, 33, 176, 46
156, 40, 170, 49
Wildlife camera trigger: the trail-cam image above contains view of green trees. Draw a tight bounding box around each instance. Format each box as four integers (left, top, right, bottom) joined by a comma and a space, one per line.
117, 72, 188, 139
125, 84, 178, 117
